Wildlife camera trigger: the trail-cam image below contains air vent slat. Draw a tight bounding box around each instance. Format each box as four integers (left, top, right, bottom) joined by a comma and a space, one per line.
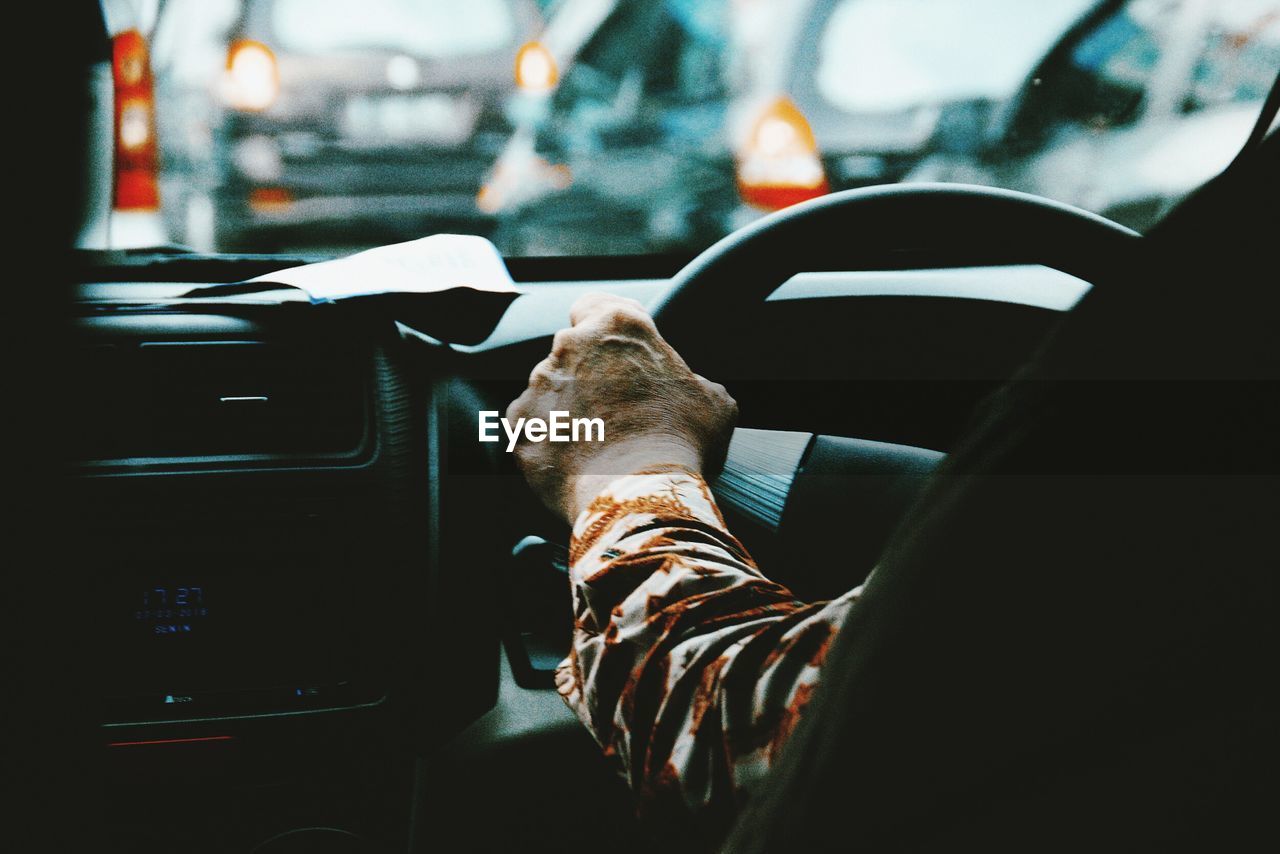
70, 341, 368, 466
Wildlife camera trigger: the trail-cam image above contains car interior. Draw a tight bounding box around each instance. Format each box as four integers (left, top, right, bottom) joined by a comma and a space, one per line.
69, 178, 1272, 853
24, 2, 1278, 853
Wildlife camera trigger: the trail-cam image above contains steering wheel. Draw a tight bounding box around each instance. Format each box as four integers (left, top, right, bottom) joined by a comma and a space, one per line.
647, 184, 1140, 600
650, 184, 1139, 362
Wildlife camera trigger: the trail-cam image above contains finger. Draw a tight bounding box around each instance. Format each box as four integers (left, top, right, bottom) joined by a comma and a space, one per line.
695, 374, 728, 395
506, 386, 549, 424
526, 356, 557, 390
696, 374, 737, 410
569, 292, 648, 327
549, 327, 579, 365
505, 387, 533, 424
599, 304, 658, 337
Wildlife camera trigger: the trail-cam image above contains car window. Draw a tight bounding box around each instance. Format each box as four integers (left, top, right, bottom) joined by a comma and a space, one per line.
545, 0, 731, 155
151, 0, 239, 83
559, 0, 729, 110
556, 2, 647, 107
812, 0, 1095, 114
131, 0, 1278, 258
1065, 0, 1168, 126
1006, 0, 1179, 152
645, 0, 731, 105
271, 0, 518, 57
1183, 1, 1280, 114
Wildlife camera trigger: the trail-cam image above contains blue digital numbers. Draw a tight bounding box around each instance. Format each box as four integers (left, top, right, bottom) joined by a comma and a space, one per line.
136, 586, 209, 628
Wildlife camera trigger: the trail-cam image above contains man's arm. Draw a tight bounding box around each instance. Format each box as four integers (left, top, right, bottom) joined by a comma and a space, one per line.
558, 468, 859, 836
506, 293, 855, 836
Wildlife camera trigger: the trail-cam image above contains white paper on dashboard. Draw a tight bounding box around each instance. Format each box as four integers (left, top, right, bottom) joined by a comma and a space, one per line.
246, 234, 520, 303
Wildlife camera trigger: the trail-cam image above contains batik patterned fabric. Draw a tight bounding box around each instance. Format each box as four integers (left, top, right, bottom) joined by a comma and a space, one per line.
555, 468, 861, 837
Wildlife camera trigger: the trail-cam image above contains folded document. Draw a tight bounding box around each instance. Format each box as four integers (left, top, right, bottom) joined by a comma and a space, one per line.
184, 234, 521, 345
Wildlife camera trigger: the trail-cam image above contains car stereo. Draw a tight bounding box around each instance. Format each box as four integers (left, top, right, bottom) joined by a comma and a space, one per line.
97, 518, 367, 723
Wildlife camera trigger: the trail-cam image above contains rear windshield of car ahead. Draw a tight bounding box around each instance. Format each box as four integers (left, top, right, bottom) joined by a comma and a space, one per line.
271, 0, 517, 57
813, 0, 1095, 113
563, 0, 731, 108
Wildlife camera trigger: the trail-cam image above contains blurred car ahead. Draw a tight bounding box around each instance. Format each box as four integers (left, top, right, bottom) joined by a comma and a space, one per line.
506, 0, 618, 127
908, 0, 1280, 231
154, 0, 541, 253
481, 0, 1097, 257
482, 0, 752, 256
79, 0, 168, 249
477, 0, 619, 219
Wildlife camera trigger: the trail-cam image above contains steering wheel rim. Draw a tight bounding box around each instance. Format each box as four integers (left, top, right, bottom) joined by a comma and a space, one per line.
650, 184, 1139, 362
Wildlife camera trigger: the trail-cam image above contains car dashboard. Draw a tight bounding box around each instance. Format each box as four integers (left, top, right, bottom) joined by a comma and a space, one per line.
69, 256, 1089, 852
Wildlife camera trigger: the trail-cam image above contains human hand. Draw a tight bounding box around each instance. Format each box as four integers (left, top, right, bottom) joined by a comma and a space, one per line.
506, 293, 737, 522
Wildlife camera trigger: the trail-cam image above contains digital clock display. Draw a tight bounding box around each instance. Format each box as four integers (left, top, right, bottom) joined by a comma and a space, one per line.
135, 586, 210, 634
102, 538, 357, 699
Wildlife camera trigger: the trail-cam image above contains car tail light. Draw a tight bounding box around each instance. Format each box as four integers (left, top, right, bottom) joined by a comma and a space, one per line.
477, 154, 571, 214
736, 96, 830, 211
515, 41, 558, 93
223, 40, 279, 111
112, 30, 159, 211
248, 186, 293, 211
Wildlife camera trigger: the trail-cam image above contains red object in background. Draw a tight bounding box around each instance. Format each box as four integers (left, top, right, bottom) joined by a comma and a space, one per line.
106, 734, 240, 783
737, 96, 830, 212
112, 30, 160, 211
107, 735, 236, 748
249, 186, 294, 211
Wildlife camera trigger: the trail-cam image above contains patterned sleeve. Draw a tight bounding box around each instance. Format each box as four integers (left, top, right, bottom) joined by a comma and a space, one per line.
554, 467, 860, 839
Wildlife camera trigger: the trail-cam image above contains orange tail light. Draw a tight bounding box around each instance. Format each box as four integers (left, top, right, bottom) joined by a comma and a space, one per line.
223, 40, 280, 112
248, 186, 294, 211
736, 96, 830, 211
111, 30, 159, 211
515, 41, 558, 93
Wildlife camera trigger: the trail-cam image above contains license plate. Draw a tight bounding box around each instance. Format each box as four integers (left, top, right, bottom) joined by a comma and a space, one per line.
341, 93, 477, 146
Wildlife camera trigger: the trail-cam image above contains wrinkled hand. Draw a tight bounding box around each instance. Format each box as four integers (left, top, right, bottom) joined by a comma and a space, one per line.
507, 293, 738, 522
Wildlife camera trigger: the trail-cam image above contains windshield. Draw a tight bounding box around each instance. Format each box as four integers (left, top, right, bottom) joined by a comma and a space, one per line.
812, 0, 1095, 114
139, 0, 1278, 258
270, 0, 517, 58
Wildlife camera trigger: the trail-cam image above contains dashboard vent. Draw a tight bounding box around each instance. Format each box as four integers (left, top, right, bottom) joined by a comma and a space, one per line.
71, 341, 368, 465
714, 428, 813, 532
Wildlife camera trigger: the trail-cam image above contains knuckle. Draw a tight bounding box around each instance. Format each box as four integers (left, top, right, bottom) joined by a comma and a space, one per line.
697, 374, 731, 399
603, 306, 655, 334
527, 358, 555, 388
569, 292, 615, 321
506, 391, 530, 422
706, 379, 737, 417
614, 296, 646, 313
571, 292, 651, 328
550, 327, 578, 358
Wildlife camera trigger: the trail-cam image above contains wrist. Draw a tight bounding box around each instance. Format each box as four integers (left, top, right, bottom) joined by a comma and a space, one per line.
562, 436, 704, 522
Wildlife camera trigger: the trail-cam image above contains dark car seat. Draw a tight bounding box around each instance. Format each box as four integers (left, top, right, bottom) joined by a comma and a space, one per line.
724, 129, 1279, 852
